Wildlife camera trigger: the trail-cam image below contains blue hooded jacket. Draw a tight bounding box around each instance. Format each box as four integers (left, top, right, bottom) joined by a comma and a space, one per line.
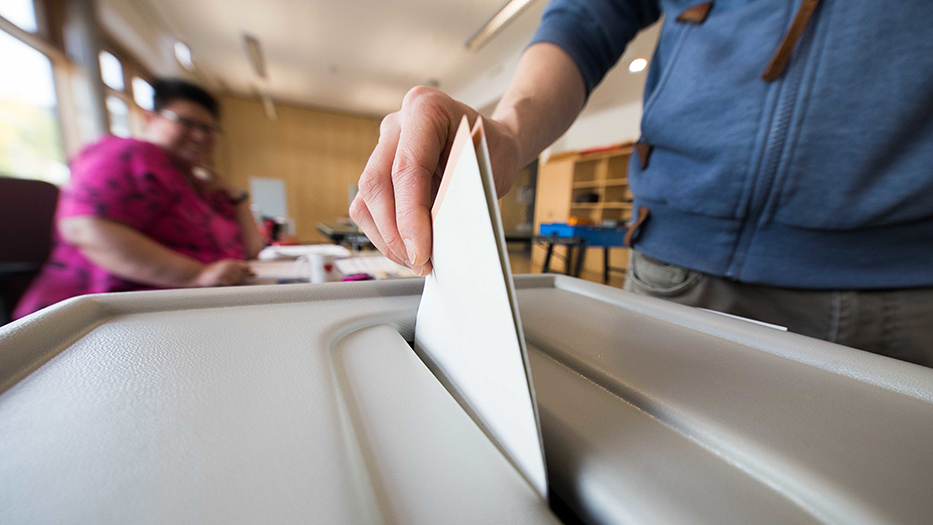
531, 0, 933, 289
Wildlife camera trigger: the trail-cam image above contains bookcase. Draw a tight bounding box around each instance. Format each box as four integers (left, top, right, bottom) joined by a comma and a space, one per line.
532, 143, 634, 284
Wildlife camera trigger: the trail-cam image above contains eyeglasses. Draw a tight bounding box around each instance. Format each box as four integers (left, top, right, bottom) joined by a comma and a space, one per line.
158, 109, 223, 136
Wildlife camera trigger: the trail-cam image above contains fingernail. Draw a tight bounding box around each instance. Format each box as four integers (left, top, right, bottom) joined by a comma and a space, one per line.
404, 239, 417, 265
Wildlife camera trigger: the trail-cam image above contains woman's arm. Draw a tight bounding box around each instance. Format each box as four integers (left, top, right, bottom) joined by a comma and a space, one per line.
232, 196, 266, 259
194, 168, 265, 259
59, 216, 253, 287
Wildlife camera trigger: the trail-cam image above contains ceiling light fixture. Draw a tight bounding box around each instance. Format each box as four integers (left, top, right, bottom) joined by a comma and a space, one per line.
628, 58, 648, 73
466, 0, 539, 52
243, 34, 267, 79
174, 41, 194, 71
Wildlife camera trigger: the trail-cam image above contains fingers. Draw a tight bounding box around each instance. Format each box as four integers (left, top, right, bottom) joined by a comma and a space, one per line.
239, 262, 255, 279
349, 195, 402, 264
354, 113, 409, 265
351, 87, 468, 277
393, 87, 448, 271
351, 194, 430, 275
215, 260, 253, 286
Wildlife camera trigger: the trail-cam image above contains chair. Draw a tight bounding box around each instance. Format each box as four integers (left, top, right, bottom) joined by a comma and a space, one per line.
0, 177, 60, 325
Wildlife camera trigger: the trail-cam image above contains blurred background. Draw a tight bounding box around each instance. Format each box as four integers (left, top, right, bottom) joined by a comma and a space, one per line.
1, 0, 662, 310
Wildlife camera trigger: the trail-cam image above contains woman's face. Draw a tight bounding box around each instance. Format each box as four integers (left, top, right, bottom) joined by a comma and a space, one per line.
146, 99, 219, 168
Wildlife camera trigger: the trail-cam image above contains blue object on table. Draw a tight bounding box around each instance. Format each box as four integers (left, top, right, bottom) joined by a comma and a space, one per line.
538, 223, 628, 247
536, 223, 630, 283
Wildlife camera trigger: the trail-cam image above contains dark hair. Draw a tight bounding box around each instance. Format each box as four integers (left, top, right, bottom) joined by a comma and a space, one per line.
152, 78, 220, 118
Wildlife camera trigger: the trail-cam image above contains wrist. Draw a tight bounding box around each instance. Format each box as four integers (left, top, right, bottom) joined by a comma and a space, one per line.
183, 262, 209, 287
486, 116, 524, 196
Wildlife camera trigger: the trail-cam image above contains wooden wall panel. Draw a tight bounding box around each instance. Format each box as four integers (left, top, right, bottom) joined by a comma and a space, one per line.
216, 96, 380, 243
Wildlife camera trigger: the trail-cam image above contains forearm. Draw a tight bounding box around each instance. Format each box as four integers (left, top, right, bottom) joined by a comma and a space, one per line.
492, 42, 588, 169
233, 200, 265, 258
61, 217, 204, 288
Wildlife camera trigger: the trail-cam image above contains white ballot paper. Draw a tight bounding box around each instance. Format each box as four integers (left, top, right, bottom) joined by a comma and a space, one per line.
414, 116, 547, 498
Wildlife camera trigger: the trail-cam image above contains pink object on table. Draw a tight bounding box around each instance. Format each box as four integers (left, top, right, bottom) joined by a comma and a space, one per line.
342, 273, 373, 282
14, 136, 245, 319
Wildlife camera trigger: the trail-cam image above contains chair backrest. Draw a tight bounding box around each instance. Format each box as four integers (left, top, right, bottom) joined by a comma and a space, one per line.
0, 177, 60, 324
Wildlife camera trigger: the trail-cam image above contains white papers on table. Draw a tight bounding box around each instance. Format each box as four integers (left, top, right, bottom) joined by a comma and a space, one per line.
257, 244, 350, 261
248, 260, 308, 282
414, 117, 547, 498
249, 254, 418, 283
335, 255, 417, 278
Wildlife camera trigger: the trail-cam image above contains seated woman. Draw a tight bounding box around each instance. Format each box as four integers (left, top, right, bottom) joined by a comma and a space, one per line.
14, 79, 265, 319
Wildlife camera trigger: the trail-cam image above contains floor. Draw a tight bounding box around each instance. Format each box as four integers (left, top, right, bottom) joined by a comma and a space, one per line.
507, 246, 627, 290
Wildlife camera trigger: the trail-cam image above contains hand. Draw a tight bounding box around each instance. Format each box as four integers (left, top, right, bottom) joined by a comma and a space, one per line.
191, 165, 243, 200
190, 259, 255, 287
349, 86, 522, 276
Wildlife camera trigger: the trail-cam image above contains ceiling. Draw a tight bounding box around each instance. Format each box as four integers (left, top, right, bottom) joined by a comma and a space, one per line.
126, 0, 660, 118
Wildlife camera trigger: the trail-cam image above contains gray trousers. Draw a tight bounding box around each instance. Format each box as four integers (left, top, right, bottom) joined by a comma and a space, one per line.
624, 251, 933, 368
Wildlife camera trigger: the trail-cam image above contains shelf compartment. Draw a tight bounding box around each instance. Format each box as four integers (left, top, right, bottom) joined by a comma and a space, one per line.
604, 185, 633, 203
572, 159, 603, 183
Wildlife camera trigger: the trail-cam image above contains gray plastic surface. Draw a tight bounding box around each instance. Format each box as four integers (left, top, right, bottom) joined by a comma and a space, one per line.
2, 275, 933, 524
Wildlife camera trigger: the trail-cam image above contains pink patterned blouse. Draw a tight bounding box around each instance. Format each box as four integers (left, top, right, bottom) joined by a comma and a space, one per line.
14, 136, 246, 319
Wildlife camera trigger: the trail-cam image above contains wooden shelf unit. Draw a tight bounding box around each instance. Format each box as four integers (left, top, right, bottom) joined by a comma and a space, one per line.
532, 143, 636, 279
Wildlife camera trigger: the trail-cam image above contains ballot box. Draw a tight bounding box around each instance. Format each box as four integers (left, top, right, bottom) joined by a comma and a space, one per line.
2, 275, 932, 524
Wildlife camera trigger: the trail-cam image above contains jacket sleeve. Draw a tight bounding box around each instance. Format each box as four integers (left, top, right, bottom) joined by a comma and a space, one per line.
528, 0, 661, 95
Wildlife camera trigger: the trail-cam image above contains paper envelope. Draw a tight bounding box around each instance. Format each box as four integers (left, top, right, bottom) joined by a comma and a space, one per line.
414, 116, 547, 498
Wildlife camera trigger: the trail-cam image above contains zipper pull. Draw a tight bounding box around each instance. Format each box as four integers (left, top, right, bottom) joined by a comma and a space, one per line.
762, 0, 822, 82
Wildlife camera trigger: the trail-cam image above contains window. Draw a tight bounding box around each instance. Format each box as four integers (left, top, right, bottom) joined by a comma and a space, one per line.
99, 50, 125, 91
102, 46, 155, 138
0, 30, 68, 185
132, 77, 154, 110
0, 0, 37, 32
174, 40, 193, 70
106, 95, 130, 137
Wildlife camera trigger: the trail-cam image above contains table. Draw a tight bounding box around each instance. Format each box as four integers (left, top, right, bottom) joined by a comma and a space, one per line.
503, 231, 533, 249
535, 226, 628, 283
248, 253, 417, 284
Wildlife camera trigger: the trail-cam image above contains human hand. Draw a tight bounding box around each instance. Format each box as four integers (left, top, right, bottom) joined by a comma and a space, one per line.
192, 166, 241, 198
349, 86, 522, 276
191, 259, 255, 287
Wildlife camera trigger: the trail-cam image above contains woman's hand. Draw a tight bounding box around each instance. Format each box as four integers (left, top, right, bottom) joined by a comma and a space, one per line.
192, 165, 241, 198
190, 259, 255, 287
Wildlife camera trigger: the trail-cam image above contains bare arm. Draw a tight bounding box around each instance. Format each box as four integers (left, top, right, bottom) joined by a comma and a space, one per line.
492, 43, 588, 181
349, 43, 586, 275
232, 197, 265, 259
60, 217, 253, 287
192, 168, 265, 259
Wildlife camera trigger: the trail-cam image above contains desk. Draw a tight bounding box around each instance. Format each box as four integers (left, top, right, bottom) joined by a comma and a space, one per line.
536, 224, 628, 283
248, 253, 417, 284
503, 232, 533, 249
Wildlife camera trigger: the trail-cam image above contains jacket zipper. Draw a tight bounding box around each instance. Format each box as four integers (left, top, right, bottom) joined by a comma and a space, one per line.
727, 1, 821, 279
